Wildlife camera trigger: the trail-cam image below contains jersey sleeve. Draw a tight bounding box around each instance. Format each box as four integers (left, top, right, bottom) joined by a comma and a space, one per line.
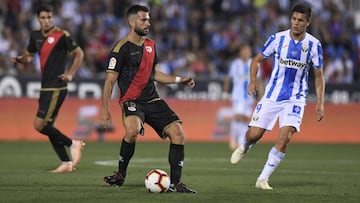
106, 49, 125, 73
311, 41, 323, 69
261, 34, 276, 58
63, 30, 79, 52
26, 31, 37, 54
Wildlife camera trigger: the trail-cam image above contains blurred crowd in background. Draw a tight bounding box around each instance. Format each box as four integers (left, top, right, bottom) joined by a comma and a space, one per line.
0, 0, 360, 84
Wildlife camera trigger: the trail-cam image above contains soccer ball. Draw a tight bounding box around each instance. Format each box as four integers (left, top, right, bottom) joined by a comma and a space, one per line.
145, 169, 171, 193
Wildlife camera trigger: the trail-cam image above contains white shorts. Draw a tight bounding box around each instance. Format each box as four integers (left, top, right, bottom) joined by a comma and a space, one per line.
232, 99, 255, 117
249, 99, 305, 132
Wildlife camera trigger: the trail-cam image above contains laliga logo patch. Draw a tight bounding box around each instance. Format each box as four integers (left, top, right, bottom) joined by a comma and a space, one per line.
47, 37, 55, 44
145, 46, 152, 53
108, 57, 116, 69
292, 105, 301, 115
128, 106, 136, 112
252, 114, 259, 121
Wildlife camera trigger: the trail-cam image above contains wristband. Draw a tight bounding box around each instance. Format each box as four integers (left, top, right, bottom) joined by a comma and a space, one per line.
175, 76, 181, 83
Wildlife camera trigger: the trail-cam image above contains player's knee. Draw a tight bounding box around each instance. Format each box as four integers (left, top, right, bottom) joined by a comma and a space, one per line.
246, 128, 264, 143
34, 121, 46, 133
124, 127, 140, 142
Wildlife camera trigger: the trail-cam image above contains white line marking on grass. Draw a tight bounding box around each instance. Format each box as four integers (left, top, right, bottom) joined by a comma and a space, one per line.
95, 158, 360, 176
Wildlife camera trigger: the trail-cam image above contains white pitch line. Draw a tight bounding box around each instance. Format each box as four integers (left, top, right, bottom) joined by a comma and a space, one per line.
94, 158, 360, 176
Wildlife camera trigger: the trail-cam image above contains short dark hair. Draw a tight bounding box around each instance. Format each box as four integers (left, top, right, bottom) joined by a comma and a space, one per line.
291, 2, 312, 21
126, 4, 149, 18
36, 4, 54, 16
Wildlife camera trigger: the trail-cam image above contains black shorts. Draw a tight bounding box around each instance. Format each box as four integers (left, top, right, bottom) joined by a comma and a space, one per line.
122, 99, 181, 139
36, 88, 67, 123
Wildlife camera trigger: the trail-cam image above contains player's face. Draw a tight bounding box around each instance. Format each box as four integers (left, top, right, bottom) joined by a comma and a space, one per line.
38, 11, 53, 32
240, 45, 252, 60
290, 12, 310, 39
133, 11, 151, 36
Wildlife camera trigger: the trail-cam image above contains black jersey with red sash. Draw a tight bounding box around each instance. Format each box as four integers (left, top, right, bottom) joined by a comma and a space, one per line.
27, 26, 79, 89
107, 37, 160, 104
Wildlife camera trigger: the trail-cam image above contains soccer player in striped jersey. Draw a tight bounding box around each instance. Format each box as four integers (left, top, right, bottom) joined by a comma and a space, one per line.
223, 44, 263, 150
230, 2, 325, 190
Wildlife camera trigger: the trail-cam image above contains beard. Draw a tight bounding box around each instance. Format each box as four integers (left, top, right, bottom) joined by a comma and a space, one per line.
134, 27, 148, 36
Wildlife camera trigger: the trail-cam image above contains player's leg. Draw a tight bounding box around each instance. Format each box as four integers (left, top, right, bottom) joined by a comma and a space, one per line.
231, 126, 265, 164
165, 122, 197, 193
35, 89, 82, 173
255, 102, 304, 189
255, 126, 295, 190
231, 100, 279, 164
146, 100, 196, 193
104, 101, 144, 186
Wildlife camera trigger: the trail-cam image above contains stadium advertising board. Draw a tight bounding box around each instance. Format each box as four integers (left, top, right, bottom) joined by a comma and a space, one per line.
0, 75, 360, 103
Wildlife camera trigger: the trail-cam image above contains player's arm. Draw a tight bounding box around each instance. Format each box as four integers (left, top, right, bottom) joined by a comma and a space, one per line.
11, 50, 34, 64
248, 53, 264, 96
222, 76, 231, 100
100, 71, 118, 128
58, 47, 84, 82
154, 68, 195, 88
314, 68, 325, 122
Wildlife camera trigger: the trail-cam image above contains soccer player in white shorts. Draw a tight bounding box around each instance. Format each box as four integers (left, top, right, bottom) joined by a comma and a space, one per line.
249, 100, 305, 133
230, 2, 325, 190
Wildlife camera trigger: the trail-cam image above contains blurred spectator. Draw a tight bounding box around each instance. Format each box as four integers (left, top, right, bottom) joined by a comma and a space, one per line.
0, 0, 358, 85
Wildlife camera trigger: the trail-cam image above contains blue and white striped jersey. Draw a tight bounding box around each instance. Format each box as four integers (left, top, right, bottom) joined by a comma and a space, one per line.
261, 29, 323, 102
228, 58, 253, 103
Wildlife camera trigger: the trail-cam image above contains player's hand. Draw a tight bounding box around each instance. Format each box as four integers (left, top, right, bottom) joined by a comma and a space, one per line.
100, 109, 112, 129
58, 73, 73, 82
316, 103, 324, 122
11, 56, 22, 64
181, 77, 195, 88
248, 83, 257, 96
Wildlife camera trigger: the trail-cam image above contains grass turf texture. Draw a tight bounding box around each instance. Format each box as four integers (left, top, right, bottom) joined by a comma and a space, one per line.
0, 141, 359, 203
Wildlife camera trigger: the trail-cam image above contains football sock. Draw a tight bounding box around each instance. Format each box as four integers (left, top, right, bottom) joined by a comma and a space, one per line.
236, 121, 249, 146
118, 139, 135, 177
258, 147, 285, 180
40, 125, 72, 161
168, 143, 184, 185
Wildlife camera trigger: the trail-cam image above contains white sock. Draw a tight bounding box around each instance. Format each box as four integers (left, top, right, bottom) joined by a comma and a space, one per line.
258, 147, 285, 180
231, 121, 248, 145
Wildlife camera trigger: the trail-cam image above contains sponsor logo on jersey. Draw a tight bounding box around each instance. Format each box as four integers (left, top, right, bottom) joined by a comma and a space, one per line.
108, 57, 116, 69
279, 58, 306, 69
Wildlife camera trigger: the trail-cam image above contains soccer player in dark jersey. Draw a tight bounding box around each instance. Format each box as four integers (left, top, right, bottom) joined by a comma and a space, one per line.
100, 5, 197, 193
11, 4, 85, 173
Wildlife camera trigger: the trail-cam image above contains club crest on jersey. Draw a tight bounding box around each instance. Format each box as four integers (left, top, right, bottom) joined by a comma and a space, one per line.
108, 57, 116, 69
301, 45, 309, 53
145, 46, 152, 53
47, 37, 55, 44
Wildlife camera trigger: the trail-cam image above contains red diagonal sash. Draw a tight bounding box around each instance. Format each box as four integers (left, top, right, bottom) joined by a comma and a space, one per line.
120, 38, 155, 103
39, 30, 64, 76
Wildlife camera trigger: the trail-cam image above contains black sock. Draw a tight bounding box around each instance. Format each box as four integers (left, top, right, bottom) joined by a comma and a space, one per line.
168, 143, 184, 185
118, 139, 135, 177
40, 125, 72, 162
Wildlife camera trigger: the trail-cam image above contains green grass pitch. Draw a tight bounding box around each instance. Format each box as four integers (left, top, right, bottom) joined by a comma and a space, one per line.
0, 141, 359, 203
